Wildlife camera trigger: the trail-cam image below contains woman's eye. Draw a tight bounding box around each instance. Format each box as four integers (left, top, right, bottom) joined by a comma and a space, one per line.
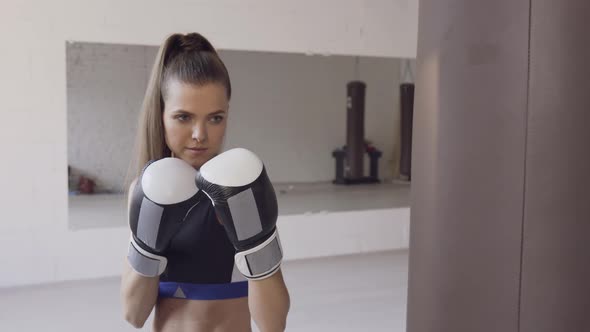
176, 114, 190, 122
210, 115, 224, 124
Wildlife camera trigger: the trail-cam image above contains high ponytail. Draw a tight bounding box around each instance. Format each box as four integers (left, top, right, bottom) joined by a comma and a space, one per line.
162, 33, 231, 100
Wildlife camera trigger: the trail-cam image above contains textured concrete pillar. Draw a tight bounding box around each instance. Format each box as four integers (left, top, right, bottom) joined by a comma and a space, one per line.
407, 1, 590, 332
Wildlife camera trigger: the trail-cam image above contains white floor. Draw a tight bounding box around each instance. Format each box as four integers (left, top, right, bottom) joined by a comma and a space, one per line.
0, 250, 408, 332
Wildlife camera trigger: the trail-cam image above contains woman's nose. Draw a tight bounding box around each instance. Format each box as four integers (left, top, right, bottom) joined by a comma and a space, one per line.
192, 124, 207, 143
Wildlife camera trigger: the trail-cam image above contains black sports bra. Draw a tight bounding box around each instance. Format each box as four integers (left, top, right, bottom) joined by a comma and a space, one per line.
159, 195, 238, 284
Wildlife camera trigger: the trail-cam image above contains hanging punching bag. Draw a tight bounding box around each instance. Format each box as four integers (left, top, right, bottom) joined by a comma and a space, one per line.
400, 83, 415, 180
346, 81, 366, 180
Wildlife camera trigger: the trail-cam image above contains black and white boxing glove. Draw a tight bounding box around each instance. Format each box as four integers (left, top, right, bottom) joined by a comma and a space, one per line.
127, 158, 204, 277
196, 148, 283, 280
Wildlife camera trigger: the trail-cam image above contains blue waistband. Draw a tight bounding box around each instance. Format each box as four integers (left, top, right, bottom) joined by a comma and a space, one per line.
159, 281, 248, 300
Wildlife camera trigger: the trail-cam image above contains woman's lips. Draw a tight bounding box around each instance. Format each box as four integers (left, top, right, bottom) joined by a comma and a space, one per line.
186, 147, 208, 156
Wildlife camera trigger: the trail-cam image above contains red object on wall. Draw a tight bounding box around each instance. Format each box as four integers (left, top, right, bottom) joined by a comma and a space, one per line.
78, 176, 95, 194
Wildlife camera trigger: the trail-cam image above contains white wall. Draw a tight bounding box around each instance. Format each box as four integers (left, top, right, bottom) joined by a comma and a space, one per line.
0, 0, 418, 287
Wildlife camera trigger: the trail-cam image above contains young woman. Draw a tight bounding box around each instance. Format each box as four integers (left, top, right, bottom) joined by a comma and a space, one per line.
120, 32, 290, 332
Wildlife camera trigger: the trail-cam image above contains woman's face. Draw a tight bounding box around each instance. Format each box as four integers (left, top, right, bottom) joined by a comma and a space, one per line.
162, 80, 229, 169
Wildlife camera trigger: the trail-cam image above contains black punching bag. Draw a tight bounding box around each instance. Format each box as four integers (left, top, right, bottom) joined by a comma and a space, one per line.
400, 83, 414, 180
346, 81, 366, 179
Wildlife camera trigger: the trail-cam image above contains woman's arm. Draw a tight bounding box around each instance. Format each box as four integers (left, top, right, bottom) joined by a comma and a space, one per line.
119, 179, 159, 328
248, 269, 290, 332
120, 261, 159, 328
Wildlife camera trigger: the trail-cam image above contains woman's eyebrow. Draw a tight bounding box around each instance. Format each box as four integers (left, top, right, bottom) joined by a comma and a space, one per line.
208, 110, 227, 115
172, 109, 226, 115
172, 109, 193, 114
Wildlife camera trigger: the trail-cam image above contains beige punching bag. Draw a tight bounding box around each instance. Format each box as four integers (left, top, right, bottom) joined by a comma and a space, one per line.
407, 1, 590, 332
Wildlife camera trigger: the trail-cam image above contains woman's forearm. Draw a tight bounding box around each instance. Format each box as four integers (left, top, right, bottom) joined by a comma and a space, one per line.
121, 179, 159, 328
120, 259, 159, 328
248, 269, 290, 332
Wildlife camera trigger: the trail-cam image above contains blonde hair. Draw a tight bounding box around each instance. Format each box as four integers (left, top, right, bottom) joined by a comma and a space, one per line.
125, 32, 231, 190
